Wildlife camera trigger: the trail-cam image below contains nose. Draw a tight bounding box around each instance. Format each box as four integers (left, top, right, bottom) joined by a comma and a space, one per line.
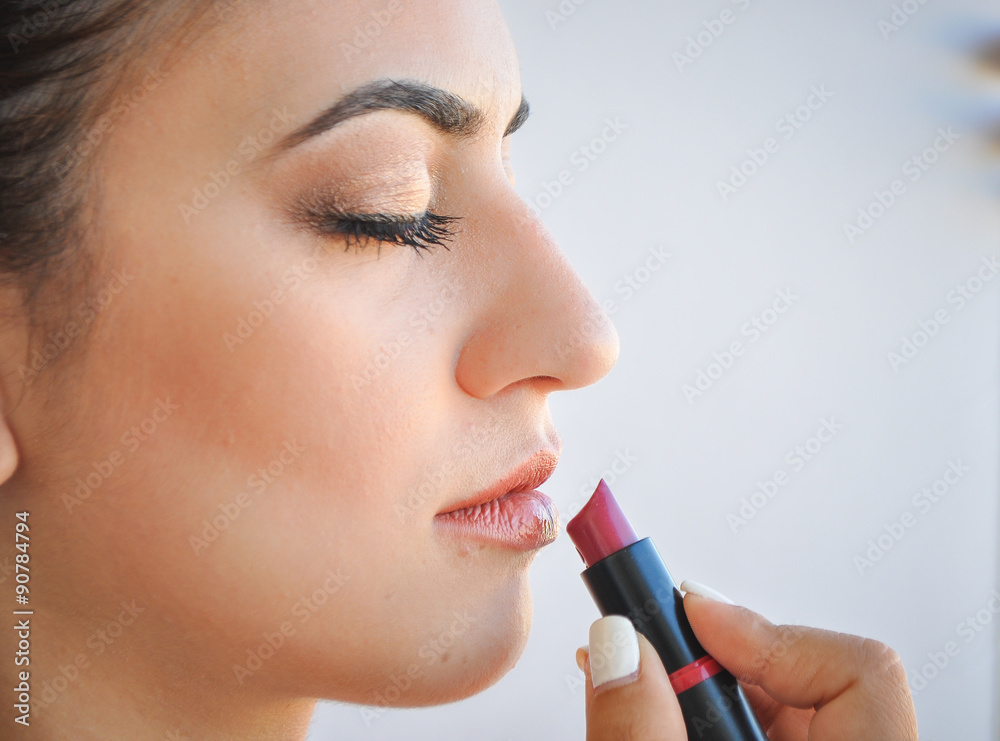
454, 197, 620, 400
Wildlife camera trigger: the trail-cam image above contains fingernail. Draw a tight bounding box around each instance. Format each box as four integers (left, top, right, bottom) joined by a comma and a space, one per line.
588, 615, 640, 690
575, 646, 588, 672
679, 579, 735, 605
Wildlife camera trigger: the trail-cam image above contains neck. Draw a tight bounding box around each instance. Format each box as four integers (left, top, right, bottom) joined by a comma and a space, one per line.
4, 606, 317, 740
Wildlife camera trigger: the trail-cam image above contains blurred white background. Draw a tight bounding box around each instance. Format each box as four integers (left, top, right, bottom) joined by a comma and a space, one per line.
310, 0, 1000, 738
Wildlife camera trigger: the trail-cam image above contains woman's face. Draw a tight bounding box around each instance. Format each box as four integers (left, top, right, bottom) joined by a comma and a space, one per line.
9, 0, 617, 714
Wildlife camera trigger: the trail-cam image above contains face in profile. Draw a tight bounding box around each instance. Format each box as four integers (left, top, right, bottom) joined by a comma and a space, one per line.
0, 0, 618, 734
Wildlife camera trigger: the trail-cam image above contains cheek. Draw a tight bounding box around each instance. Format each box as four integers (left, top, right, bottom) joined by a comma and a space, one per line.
68, 227, 439, 620
97, 206, 431, 489
63, 208, 537, 698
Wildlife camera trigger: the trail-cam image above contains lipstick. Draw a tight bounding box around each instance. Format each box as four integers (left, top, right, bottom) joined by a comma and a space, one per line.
567, 480, 768, 740
434, 450, 560, 552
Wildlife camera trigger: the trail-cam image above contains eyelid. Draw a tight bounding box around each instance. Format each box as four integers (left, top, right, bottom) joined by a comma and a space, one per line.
287, 175, 432, 227
314, 210, 461, 256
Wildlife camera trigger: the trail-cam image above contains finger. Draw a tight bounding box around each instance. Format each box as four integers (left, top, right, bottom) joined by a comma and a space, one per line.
683, 592, 882, 706
682, 590, 918, 740
581, 616, 687, 741
739, 682, 813, 741
736, 681, 786, 729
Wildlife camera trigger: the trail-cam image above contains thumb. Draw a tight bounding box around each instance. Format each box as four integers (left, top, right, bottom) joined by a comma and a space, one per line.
579, 615, 688, 741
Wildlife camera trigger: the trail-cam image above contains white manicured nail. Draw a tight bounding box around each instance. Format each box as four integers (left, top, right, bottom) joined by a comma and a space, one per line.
680, 580, 735, 605
588, 615, 640, 690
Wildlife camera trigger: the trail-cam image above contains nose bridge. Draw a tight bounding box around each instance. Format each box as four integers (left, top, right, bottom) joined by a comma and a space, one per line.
453, 192, 619, 400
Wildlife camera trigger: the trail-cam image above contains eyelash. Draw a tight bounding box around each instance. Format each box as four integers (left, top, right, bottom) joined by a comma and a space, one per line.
310, 211, 462, 257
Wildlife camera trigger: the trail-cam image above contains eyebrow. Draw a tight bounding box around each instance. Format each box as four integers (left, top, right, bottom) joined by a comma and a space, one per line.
273, 77, 530, 153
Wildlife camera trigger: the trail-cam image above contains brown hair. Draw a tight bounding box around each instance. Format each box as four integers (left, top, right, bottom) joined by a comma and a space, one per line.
0, 1, 216, 389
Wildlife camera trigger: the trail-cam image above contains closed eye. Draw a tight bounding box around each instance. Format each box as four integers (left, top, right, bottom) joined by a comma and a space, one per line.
306, 210, 462, 257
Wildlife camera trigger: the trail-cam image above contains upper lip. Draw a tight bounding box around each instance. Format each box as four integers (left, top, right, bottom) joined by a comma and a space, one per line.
436, 449, 560, 515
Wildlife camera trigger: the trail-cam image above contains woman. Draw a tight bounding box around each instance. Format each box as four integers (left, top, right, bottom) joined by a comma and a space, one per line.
0, 1, 918, 738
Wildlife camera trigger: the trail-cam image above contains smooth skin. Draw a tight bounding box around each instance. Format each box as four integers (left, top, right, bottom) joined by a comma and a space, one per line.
578, 593, 919, 740
0, 1, 917, 739
0, 1, 618, 738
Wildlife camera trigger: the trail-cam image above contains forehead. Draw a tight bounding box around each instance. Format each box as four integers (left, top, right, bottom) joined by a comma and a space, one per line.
195, 0, 522, 140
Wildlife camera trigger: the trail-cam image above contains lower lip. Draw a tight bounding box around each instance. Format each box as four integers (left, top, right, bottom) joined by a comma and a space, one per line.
434, 490, 559, 551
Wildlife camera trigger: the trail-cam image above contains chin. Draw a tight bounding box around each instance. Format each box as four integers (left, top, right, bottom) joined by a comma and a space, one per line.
395, 578, 535, 707
406, 626, 531, 706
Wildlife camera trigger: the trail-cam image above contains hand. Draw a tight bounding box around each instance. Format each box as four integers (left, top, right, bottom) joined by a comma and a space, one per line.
577, 615, 688, 740
576, 582, 919, 740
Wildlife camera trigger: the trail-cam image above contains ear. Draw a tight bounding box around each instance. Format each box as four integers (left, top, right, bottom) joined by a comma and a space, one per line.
0, 304, 25, 488
0, 400, 19, 486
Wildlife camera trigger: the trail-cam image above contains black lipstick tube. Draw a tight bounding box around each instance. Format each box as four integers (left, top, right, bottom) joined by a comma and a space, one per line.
580, 537, 768, 740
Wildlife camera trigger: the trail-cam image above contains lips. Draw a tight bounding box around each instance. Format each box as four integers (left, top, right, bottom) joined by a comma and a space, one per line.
434, 450, 561, 551
437, 450, 560, 515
